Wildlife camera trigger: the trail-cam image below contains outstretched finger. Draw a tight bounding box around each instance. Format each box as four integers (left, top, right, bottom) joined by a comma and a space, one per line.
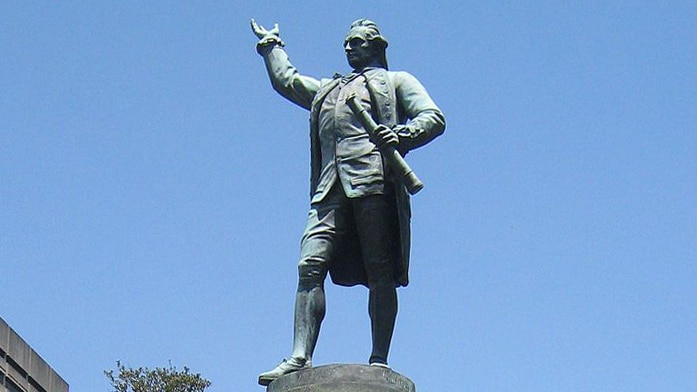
250, 19, 264, 36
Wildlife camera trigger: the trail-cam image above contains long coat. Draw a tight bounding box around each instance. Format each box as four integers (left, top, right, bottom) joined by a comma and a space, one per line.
260, 45, 445, 287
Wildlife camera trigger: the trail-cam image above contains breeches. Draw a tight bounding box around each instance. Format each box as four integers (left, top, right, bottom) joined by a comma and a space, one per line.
298, 184, 397, 288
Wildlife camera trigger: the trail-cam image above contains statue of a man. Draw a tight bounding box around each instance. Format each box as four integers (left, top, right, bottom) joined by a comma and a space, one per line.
251, 19, 445, 386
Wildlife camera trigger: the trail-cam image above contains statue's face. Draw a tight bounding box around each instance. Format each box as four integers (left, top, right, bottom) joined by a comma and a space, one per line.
344, 34, 376, 70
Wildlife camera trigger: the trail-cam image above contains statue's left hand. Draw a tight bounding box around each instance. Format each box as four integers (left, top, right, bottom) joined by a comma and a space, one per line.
374, 125, 399, 149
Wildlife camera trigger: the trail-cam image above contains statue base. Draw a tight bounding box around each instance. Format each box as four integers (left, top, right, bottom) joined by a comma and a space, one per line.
266, 364, 416, 392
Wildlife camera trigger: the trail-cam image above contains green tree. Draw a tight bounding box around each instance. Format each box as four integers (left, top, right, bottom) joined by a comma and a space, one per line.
105, 361, 211, 392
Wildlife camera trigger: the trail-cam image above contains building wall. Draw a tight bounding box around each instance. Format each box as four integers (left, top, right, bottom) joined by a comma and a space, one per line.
0, 318, 68, 392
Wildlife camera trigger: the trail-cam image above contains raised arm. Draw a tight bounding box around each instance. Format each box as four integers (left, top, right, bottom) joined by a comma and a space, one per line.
251, 19, 320, 110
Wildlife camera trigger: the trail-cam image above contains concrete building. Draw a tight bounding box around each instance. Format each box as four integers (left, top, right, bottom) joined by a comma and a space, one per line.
0, 318, 68, 392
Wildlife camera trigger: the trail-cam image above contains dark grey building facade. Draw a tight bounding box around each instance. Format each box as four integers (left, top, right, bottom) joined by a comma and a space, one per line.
0, 318, 68, 392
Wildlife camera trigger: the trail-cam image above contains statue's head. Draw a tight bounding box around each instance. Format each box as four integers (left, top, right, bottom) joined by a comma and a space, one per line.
343, 19, 388, 70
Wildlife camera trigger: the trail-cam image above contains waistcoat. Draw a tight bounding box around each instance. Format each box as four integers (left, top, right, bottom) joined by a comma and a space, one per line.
308, 68, 412, 287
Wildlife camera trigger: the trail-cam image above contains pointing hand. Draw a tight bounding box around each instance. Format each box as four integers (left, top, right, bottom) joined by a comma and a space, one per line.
250, 19, 280, 39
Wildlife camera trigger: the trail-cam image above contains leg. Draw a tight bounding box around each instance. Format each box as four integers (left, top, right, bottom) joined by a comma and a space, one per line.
367, 275, 397, 365
259, 193, 341, 385
291, 192, 345, 363
353, 194, 399, 366
290, 249, 330, 363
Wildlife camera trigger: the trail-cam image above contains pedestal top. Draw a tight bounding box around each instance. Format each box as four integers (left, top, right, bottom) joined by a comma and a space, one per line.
267, 364, 416, 392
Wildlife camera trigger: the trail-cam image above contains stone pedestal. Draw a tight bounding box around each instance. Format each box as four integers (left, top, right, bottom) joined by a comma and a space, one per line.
266, 364, 415, 392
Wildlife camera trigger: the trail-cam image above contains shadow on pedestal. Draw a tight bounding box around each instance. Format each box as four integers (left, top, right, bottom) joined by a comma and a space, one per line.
266, 364, 416, 392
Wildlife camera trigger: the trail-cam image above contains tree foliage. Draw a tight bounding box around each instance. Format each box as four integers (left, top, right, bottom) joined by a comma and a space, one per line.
105, 361, 211, 392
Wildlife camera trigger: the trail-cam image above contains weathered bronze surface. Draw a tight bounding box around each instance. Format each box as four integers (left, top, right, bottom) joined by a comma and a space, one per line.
251, 18, 445, 386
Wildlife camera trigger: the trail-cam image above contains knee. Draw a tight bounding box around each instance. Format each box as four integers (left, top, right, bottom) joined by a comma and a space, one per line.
297, 257, 327, 288
365, 261, 396, 289
367, 275, 397, 290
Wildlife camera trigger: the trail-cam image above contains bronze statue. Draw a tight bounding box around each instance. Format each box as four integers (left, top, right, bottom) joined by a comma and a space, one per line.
250, 18, 445, 386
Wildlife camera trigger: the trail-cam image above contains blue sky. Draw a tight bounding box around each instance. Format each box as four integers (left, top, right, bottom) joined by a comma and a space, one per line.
2, 1, 696, 391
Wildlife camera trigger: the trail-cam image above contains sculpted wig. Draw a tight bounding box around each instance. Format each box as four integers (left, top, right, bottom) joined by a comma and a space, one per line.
345, 19, 389, 69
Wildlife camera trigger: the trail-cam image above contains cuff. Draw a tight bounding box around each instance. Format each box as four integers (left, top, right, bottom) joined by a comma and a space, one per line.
256, 34, 285, 55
